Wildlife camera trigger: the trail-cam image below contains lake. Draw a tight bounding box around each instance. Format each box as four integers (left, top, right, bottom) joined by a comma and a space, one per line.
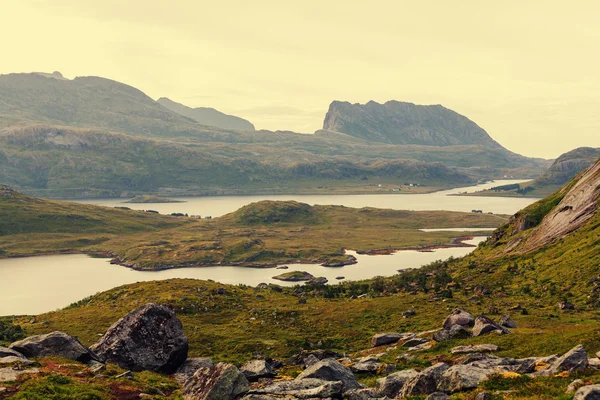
0, 237, 486, 316
73, 180, 537, 217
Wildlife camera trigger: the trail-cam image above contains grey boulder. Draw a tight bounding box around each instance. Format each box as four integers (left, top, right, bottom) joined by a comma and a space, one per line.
574, 384, 600, 400
545, 344, 588, 375
499, 315, 517, 329
432, 324, 472, 342
244, 378, 343, 398
399, 362, 449, 397
427, 392, 451, 400
442, 309, 474, 329
375, 369, 419, 397
0, 347, 25, 359
437, 364, 496, 392
451, 344, 499, 354
240, 359, 275, 381
296, 358, 361, 391
174, 357, 214, 383
183, 363, 249, 400
90, 303, 188, 373
371, 332, 411, 347
472, 316, 509, 336
10, 331, 94, 362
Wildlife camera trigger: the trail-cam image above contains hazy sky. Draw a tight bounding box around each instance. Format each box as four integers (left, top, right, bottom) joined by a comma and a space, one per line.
1, 0, 599, 158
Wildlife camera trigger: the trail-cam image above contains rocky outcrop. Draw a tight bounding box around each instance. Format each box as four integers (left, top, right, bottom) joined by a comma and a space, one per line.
472, 316, 510, 336
399, 362, 449, 397
295, 358, 361, 392
437, 364, 496, 392
433, 325, 472, 342
243, 378, 343, 399
574, 384, 600, 400
442, 309, 475, 329
174, 357, 214, 383
451, 344, 499, 355
544, 345, 588, 375
90, 303, 188, 373
371, 332, 414, 347
0, 367, 39, 383
10, 331, 94, 362
0, 347, 25, 359
182, 363, 249, 400
375, 369, 419, 397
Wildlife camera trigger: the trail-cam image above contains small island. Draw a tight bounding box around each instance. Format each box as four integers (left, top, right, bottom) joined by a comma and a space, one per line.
125, 195, 185, 204
272, 271, 314, 282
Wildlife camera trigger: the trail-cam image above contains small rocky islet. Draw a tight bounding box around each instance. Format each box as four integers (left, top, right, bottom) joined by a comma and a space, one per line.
3, 304, 600, 399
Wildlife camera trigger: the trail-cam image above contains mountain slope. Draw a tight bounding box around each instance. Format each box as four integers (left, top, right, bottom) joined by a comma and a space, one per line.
158, 97, 255, 131
323, 100, 503, 148
534, 147, 600, 186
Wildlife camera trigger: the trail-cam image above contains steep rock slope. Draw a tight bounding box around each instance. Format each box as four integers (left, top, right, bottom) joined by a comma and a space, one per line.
322, 100, 503, 148
158, 97, 255, 131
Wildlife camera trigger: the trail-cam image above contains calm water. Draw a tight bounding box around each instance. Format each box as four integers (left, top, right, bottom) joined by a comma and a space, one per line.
0, 237, 485, 316
73, 180, 537, 217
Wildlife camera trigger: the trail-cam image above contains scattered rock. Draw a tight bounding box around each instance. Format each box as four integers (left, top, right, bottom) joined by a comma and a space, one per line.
499, 315, 518, 328
472, 316, 509, 336
175, 357, 214, 383
546, 344, 588, 374
371, 332, 414, 347
588, 358, 600, 369
10, 331, 94, 362
558, 301, 575, 311
375, 369, 419, 398
403, 310, 416, 318
451, 344, 499, 355
0, 367, 39, 383
437, 364, 496, 392
574, 385, 600, 400
475, 391, 493, 400
402, 338, 430, 348
433, 324, 472, 342
295, 358, 361, 391
442, 309, 475, 329
240, 359, 274, 381
345, 387, 384, 399
399, 362, 449, 397
243, 378, 343, 399
351, 356, 382, 373
567, 379, 585, 393
182, 363, 249, 400
426, 392, 451, 400
115, 370, 133, 379
90, 303, 188, 373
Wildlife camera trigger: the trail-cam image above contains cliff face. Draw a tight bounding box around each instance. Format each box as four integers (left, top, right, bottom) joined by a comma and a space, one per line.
535, 147, 600, 186
322, 100, 503, 148
157, 97, 255, 132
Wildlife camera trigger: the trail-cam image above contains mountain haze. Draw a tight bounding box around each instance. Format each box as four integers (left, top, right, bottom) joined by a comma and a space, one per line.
158, 97, 255, 131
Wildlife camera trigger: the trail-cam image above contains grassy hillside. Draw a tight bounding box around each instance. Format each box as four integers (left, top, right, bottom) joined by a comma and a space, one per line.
0, 186, 506, 269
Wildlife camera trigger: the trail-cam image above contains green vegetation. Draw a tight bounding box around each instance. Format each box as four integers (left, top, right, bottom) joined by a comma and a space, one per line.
0, 318, 25, 343
0, 186, 507, 269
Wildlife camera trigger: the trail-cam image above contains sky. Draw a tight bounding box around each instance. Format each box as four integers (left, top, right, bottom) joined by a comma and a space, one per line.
1, 0, 599, 158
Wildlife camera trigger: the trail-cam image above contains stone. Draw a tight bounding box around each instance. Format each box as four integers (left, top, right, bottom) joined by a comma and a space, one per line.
88, 360, 105, 374
0, 356, 35, 365
567, 379, 585, 393
351, 356, 382, 373
432, 325, 472, 342
375, 369, 419, 397
558, 301, 575, 311
402, 338, 430, 348
0, 367, 39, 382
442, 309, 475, 329
437, 364, 496, 393
499, 314, 517, 328
244, 378, 343, 399
426, 392, 450, 400
0, 347, 25, 359
546, 344, 588, 374
174, 357, 214, 383
403, 310, 416, 318
304, 354, 320, 368
287, 350, 343, 366
475, 392, 493, 400
589, 358, 600, 369
574, 385, 600, 400
10, 331, 94, 362
451, 344, 499, 355
514, 355, 558, 374
90, 303, 188, 373
472, 316, 509, 336
345, 387, 384, 399
295, 358, 360, 391
371, 332, 414, 347
399, 362, 449, 397
182, 363, 249, 400
240, 359, 275, 381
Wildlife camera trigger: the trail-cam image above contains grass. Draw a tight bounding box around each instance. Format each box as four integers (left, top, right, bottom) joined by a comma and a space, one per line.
125, 195, 184, 204
0, 187, 507, 269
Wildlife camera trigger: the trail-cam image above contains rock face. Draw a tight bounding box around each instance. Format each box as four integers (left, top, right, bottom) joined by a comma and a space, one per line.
442, 309, 475, 329
240, 359, 274, 381
322, 100, 504, 148
182, 363, 249, 400
90, 303, 188, 373
376, 369, 419, 397
295, 358, 361, 391
10, 331, 93, 362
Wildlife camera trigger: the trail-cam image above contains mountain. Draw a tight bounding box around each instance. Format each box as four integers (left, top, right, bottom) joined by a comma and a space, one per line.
158, 97, 255, 131
534, 147, 600, 186
323, 100, 504, 147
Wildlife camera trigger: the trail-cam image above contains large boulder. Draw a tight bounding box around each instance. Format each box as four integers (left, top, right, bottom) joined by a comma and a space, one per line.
375, 369, 419, 397
399, 362, 449, 397
243, 378, 343, 399
183, 363, 249, 400
90, 303, 188, 373
546, 345, 588, 374
442, 309, 474, 329
472, 316, 509, 336
174, 357, 214, 383
351, 356, 382, 373
432, 325, 472, 342
437, 364, 496, 392
240, 359, 275, 381
574, 384, 600, 400
296, 358, 361, 391
10, 331, 94, 362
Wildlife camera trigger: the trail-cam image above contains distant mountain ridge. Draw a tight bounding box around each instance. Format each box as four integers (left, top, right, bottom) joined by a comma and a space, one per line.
323, 100, 503, 148
158, 97, 254, 131
534, 147, 600, 186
